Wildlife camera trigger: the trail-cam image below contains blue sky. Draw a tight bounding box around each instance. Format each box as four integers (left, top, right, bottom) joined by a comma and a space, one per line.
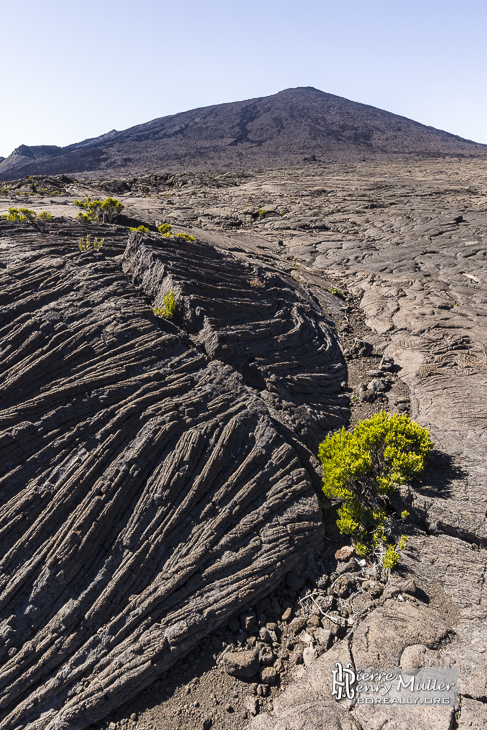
1, 0, 486, 158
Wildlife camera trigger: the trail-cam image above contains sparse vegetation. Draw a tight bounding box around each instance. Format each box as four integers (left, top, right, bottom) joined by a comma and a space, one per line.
327, 286, 345, 299
99, 197, 124, 222
157, 223, 195, 242
318, 411, 433, 573
79, 234, 104, 252
130, 225, 150, 232
1, 207, 37, 224
74, 196, 124, 223
158, 222, 173, 236
0, 207, 54, 223
153, 288, 177, 321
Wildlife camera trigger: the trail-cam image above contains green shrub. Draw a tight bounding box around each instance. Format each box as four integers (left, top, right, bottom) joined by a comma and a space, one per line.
130, 225, 150, 232
158, 222, 172, 236
318, 411, 433, 571
257, 209, 267, 218
153, 288, 177, 321
0, 207, 37, 224
101, 197, 124, 222
75, 197, 97, 221
382, 537, 408, 571
157, 223, 195, 242
18, 207, 38, 223
74, 196, 124, 223
38, 211, 53, 221
79, 234, 104, 252
327, 286, 345, 299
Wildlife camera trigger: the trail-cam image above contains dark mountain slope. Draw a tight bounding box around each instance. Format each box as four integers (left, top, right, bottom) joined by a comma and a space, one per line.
1, 87, 485, 179
0, 144, 64, 175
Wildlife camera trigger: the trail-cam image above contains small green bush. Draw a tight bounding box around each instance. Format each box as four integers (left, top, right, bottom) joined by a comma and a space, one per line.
328, 286, 345, 299
257, 209, 267, 218
158, 222, 172, 236
76, 212, 92, 222
100, 197, 124, 222
1, 207, 37, 224
38, 211, 53, 221
153, 288, 177, 321
130, 225, 150, 232
74, 196, 124, 223
157, 222, 195, 242
18, 207, 37, 223
79, 234, 104, 252
382, 537, 408, 571
318, 411, 433, 571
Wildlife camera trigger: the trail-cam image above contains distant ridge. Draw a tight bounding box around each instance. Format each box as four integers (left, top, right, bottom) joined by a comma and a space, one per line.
1, 87, 485, 179
0, 144, 64, 175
